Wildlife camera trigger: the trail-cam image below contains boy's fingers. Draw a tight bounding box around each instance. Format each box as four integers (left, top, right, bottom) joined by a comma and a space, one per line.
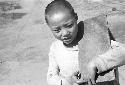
88, 79, 92, 85
75, 78, 85, 84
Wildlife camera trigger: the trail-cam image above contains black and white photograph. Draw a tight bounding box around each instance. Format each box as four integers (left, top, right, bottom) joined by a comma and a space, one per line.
0, 0, 125, 85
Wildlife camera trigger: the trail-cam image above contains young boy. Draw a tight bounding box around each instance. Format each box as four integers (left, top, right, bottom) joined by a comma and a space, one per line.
45, 0, 81, 85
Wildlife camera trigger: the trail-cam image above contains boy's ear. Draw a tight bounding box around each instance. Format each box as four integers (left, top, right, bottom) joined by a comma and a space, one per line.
75, 13, 78, 20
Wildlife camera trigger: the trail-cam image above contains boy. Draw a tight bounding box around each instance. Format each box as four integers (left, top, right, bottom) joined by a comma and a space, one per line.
45, 0, 82, 85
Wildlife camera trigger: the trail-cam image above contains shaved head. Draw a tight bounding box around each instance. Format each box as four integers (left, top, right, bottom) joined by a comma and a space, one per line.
45, 0, 77, 24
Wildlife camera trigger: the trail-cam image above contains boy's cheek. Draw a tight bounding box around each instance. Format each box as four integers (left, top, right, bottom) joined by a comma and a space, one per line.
54, 34, 62, 41
53, 33, 59, 38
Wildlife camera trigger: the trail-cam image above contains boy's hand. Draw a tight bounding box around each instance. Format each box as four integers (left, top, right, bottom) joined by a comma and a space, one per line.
72, 71, 86, 84
71, 68, 98, 85
72, 76, 85, 84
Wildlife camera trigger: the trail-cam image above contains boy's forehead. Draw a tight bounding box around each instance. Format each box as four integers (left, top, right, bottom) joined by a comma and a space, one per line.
48, 6, 72, 17
47, 9, 74, 26
50, 9, 72, 19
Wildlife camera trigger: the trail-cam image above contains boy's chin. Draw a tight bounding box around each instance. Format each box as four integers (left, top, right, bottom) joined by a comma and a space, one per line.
63, 40, 76, 47
63, 40, 72, 45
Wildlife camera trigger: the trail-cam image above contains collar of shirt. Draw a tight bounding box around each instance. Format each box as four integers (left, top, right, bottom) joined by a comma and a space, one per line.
59, 40, 79, 51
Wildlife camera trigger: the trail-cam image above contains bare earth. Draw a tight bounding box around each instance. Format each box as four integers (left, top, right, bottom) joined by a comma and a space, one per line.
0, 0, 125, 85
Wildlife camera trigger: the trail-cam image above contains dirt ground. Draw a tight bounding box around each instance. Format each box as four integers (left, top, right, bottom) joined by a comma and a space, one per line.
0, 0, 125, 85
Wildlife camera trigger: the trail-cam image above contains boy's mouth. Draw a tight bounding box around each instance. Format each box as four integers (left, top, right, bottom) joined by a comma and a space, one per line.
63, 37, 72, 43
63, 36, 71, 40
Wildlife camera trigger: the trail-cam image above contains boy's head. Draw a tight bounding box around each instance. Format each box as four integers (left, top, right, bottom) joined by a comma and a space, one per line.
45, 0, 78, 45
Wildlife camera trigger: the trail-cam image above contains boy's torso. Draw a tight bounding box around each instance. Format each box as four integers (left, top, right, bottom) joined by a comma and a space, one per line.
52, 40, 79, 77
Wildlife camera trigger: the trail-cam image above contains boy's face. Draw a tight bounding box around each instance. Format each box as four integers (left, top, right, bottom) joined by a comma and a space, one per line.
47, 9, 78, 45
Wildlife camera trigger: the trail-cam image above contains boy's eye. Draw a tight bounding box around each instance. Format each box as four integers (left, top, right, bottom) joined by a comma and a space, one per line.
64, 23, 73, 28
54, 30, 60, 33
53, 27, 61, 33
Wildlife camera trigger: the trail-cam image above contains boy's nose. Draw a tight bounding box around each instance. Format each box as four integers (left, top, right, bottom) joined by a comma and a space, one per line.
61, 29, 69, 37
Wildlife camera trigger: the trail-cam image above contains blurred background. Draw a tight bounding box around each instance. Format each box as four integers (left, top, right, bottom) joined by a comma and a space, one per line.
0, 0, 125, 85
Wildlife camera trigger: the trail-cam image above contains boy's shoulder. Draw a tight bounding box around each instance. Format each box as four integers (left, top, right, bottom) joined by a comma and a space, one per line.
51, 40, 62, 46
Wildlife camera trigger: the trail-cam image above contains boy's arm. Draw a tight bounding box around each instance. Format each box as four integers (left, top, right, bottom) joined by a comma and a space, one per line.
47, 50, 61, 85
47, 43, 72, 85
